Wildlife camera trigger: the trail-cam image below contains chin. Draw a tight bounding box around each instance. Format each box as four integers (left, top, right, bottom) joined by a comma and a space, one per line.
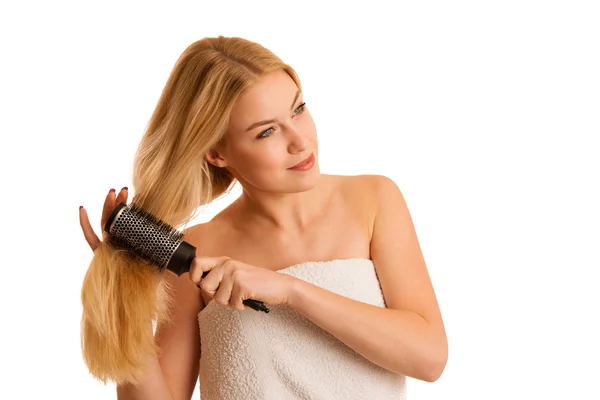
240, 164, 322, 194
284, 166, 322, 193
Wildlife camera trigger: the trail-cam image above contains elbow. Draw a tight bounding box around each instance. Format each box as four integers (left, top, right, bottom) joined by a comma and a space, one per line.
420, 356, 447, 382
388, 344, 448, 382
404, 331, 447, 382
419, 341, 448, 382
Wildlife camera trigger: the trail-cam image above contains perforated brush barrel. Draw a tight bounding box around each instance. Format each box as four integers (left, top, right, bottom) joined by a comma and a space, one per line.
104, 202, 196, 276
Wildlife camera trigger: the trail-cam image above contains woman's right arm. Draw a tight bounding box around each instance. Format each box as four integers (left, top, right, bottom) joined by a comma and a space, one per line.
117, 270, 203, 400
79, 188, 203, 400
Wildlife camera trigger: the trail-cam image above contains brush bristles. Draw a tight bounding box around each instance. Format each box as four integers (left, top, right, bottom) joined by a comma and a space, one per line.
109, 203, 184, 271
80, 238, 173, 385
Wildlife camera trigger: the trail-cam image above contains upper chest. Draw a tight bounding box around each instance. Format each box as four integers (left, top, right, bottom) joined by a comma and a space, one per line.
188, 176, 377, 270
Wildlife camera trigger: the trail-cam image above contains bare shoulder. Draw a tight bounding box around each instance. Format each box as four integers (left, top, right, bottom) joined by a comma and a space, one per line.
330, 174, 403, 239
336, 173, 402, 205
182, 207, 234, 255
335, 173, 397, 188
182, 221, 209, 249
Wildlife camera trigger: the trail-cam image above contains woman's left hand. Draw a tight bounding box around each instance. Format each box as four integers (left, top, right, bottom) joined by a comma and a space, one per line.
189, 256, 296, 310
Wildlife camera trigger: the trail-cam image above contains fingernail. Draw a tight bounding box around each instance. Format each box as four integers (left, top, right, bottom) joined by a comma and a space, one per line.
122, 187, 128, 191
79, 205, 83, 210
109, 188, 115, 193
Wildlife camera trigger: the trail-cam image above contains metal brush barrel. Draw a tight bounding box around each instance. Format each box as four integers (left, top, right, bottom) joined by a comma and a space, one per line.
104, 202, 193, 276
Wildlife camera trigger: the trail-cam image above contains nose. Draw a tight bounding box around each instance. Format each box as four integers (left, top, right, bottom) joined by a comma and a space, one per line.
286, 126, 308, 154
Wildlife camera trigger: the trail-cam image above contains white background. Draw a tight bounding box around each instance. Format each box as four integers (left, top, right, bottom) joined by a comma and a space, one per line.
1, 1, 598, 399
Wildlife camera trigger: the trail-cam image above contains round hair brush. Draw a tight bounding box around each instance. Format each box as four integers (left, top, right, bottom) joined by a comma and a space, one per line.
104, 202, 270, 313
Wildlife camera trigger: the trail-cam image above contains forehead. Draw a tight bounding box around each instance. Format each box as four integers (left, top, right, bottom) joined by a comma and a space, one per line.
228, 70, 299, 131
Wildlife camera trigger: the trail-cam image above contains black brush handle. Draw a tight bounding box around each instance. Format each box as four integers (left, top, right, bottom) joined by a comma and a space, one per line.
174, 242, 270, 314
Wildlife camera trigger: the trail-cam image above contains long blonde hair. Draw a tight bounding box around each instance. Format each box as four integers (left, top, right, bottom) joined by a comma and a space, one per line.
80, 36, 302, 385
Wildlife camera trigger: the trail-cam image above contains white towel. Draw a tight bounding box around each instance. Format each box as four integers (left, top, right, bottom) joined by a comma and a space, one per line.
198, 258, 406, 399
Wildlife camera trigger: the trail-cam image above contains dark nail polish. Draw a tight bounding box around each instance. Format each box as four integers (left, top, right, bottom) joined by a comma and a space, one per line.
109, 188, 115, 193
79, 206, 83, 210
122, 187, 128, 191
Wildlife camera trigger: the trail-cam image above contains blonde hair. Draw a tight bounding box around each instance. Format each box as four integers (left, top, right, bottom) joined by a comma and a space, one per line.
80, 36, 302, 385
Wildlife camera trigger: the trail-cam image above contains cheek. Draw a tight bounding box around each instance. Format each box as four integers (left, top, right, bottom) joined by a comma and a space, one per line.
235, 143, 286, 170
300, 114, 318, 141
260, 142, 287, 165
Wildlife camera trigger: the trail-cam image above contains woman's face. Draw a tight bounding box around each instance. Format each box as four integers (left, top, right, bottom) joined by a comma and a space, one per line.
209, 69, 320, 194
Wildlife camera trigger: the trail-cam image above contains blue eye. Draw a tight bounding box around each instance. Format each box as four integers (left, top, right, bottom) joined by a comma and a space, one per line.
256, 103, 306, 139
257, 127, 273, 139
294, 102, 306, 115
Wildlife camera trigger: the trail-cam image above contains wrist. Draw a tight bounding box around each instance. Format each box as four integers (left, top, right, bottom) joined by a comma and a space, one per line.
284, 274, 304, 308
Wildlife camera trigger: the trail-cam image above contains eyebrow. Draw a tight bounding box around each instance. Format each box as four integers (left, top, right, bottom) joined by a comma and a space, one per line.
245, 89, 301, 132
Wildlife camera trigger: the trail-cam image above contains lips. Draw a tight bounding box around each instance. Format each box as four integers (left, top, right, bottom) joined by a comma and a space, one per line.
288, 153, 315, 170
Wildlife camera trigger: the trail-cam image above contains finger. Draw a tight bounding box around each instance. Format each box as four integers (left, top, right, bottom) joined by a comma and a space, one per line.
212, 275, 234, 306
79, 206, 101, 251
195, 257, 235, 297
100, 189, 117, 230
229, 284, 247, 311
189, 256, 229, 284
115, 186, 128, 206
197, 265, 223, 297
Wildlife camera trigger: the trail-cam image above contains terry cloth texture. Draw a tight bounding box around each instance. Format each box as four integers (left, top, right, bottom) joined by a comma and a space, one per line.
198, 258, 406, 399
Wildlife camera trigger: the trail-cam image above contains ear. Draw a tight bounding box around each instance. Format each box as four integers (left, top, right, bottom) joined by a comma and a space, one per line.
205, 148, 228, 168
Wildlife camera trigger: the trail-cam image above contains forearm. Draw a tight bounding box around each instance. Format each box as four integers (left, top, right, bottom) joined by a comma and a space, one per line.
287, 279, 447, 381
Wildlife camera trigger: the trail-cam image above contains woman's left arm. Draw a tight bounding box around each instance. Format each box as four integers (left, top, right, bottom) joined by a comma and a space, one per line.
287, 175, 448, 382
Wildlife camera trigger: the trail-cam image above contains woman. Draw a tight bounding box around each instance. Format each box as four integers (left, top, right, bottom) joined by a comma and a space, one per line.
79, 35, 447, 399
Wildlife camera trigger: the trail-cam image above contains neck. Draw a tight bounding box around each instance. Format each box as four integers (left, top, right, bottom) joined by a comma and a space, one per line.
236, 175, 331, 231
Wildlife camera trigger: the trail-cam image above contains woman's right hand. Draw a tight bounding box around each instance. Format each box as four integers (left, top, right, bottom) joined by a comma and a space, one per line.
79, 187, 129, 252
